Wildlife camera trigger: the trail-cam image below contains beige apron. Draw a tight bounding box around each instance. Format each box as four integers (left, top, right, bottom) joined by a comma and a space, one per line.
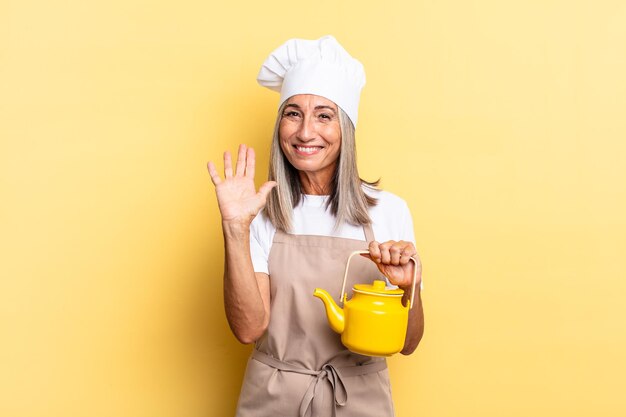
235, 224, 396, 417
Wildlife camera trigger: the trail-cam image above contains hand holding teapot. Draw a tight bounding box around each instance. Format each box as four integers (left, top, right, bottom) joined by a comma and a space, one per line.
363, 240, 422, 290
313, 247, 421, 357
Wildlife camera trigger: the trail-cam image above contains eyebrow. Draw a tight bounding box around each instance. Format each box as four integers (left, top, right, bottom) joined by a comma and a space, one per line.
284, 103, 337, 113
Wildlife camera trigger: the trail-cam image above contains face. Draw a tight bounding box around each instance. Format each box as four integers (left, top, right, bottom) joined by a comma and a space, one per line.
278, 94, 342, 183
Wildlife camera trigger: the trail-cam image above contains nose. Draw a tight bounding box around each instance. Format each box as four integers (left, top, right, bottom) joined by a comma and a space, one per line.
295, 115, 317, 142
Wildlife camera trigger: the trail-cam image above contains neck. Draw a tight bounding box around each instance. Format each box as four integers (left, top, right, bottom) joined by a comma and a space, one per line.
299, 171, 333, 195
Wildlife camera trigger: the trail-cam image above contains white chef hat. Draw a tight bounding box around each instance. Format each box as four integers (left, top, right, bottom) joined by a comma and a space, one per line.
257, 35, 366, 127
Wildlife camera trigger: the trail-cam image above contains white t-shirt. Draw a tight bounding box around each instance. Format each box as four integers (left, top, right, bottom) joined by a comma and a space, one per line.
250, 189, 415, 275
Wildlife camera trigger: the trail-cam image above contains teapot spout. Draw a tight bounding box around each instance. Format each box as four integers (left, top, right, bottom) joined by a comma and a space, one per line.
313, 289, 345, 334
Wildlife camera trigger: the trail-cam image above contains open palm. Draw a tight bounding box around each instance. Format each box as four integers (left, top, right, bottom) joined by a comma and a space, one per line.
207, 144, 276, 224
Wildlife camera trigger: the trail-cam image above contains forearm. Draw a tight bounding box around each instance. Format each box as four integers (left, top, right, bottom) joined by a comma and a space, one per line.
222, 221, 269, 344
400, 287, 424, 355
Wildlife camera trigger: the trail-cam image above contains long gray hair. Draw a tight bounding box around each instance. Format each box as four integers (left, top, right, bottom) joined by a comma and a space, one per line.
264, 101, 379, 232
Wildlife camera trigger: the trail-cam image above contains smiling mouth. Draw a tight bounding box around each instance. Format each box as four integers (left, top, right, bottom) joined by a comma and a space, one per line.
294, 145, 323, 155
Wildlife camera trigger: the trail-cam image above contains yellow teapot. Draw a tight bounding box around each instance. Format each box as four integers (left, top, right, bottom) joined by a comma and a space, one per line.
313, 250, 418, 357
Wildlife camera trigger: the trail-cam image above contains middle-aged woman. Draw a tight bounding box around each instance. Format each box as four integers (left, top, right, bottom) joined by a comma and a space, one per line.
207, 36, 424, 417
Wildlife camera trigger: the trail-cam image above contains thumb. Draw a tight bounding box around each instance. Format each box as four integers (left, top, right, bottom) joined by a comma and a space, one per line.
258, 181, 278, 201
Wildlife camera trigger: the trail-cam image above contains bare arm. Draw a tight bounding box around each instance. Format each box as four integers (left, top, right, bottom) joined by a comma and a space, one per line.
207, 144, 276, 344
399, 284, 424, 355
366, 240, 425, 355
222, 222, 271, 343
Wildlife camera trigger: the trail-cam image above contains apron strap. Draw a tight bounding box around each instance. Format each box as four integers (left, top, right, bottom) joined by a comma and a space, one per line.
273, 228, 288, 243
252, 349, 386, 417
363, 223, 375, 243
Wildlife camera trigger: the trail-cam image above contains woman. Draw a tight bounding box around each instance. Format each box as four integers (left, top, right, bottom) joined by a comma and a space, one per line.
207, 36, 424, 417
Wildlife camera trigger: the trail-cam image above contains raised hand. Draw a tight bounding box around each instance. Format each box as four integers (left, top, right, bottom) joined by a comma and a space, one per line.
207, 144, 277, 225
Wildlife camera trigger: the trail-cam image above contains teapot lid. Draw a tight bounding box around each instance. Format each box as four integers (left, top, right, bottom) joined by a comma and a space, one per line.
353, 280, 404, 296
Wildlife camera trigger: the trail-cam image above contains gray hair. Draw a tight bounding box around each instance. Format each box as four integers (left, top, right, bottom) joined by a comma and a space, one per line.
264, 101, 378, 232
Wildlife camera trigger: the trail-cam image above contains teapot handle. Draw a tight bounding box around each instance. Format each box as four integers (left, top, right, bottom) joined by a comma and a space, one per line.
341, 250, 420, 309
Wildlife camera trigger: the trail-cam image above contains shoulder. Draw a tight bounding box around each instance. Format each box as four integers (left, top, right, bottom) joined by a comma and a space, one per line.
363, 187, 411, 214
363, 186, 415, 243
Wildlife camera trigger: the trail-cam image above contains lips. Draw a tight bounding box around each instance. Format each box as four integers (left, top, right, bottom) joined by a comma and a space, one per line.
294, 145, 323, 155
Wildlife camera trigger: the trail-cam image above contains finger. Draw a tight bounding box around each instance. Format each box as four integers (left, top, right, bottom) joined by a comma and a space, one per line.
206, 161, 222, 186
398, 241, 417, 265
379, 241, 393, 265
235, 144, 247, 177
359, 252, 373, 261
368, 240, 382, 263
400, 242, 419, 263
399, 251, 412, 265
245, 147, 256, 179
258, 181, 277, 202
223, 151, 233, 178
389, 243, 402, 265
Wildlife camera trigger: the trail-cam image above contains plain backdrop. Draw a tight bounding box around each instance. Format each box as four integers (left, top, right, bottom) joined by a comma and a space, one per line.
1, 1, 625, 416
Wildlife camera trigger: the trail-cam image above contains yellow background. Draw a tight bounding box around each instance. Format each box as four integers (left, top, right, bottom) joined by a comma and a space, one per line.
2, 1, 625, 416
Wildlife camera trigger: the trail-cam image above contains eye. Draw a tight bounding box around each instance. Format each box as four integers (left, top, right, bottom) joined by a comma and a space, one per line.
318, 113, 332, 120
283, 110, 301, 118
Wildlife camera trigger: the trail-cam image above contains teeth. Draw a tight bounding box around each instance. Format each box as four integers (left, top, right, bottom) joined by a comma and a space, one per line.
296, 146, 321, 154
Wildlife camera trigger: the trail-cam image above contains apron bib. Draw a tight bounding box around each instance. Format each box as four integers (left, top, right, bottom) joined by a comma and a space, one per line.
235, 224, 396, 417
